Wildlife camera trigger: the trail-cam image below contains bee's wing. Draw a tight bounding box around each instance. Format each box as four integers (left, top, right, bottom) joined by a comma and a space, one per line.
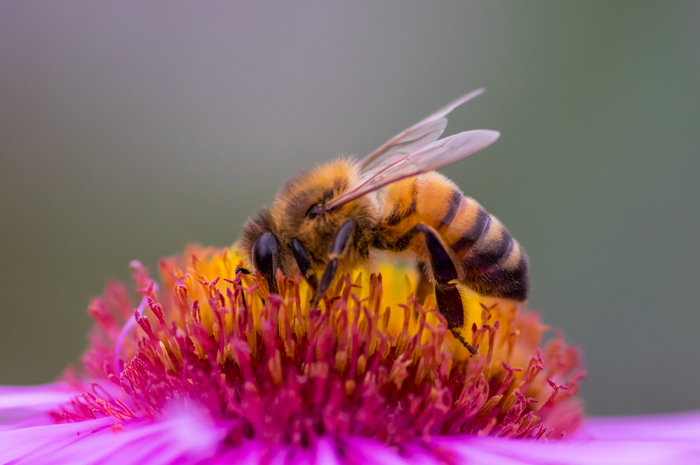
358, 88, 485, 173
325, 129, 500, 210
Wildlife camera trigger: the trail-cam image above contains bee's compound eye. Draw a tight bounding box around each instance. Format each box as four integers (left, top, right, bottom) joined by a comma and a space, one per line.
306, 204, 325, 219
252, 232, 279, 277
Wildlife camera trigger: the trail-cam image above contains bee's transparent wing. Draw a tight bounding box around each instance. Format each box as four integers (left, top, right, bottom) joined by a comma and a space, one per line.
358, 88, 485, 173
325, 129, 500, 210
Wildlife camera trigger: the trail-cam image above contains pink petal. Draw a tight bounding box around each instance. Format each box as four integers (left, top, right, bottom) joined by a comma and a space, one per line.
436, 411, 700, 465
312, 438, 343, 465
0, 383, 75, 412
585, 411, 700, 441
0, 417, 115, 464
339, 437, 443, 465
199, 439, 262, 465
0, 401, 225, 465
0, 383, 78, 430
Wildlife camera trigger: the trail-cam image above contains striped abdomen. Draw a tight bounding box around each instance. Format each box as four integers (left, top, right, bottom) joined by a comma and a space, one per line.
378, 173, 529, 301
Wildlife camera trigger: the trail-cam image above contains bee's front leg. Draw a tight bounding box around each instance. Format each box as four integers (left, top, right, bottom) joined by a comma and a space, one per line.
312, 220, 356, 307
251, 231, 282, 295
416, 224, 478, 355
291, 239, 319, 291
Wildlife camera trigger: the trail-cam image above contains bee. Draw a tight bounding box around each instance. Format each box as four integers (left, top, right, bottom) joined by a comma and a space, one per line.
239, 89, 528, 351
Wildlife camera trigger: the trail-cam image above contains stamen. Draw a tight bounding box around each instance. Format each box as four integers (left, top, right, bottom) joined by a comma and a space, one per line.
113, 284, 158, 375
62, 247, 585, 447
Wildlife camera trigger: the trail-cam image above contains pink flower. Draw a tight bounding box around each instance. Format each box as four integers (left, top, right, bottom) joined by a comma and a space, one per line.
1, 246, 697, 464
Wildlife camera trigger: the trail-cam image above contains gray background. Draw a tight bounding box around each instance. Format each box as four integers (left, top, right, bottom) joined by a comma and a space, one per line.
1, 1, 699, 417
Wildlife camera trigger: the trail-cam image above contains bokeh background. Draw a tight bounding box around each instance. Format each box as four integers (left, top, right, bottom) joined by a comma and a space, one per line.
1, 1, 699, 417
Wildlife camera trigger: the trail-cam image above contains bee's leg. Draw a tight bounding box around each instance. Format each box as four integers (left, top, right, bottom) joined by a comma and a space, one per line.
312, 220, 356, 307
292, 239, 319, 291
416, 224, 478, 355
252, 231, 281, 295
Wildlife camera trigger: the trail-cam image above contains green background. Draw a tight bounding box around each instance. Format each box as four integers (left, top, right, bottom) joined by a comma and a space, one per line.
1, 1, 699, 416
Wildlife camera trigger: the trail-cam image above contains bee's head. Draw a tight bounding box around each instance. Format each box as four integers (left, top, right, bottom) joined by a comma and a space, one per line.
270, 158, 377, 267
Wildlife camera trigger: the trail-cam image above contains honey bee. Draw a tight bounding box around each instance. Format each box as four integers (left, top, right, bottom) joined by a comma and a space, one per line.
239, 89, 528, 352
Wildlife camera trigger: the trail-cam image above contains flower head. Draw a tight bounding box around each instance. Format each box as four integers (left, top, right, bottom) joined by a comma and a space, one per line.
1, 245, 698, 464
74, 246, 584, 442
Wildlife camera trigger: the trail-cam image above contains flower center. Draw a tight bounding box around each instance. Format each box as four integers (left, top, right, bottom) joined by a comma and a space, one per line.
55, 246, 586, 447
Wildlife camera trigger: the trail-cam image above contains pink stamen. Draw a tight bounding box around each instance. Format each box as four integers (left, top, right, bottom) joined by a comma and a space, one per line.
113, 283, 158, 375
60, 248, 585, 447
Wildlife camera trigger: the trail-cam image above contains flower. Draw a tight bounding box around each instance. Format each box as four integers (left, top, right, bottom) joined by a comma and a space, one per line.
1, 245, 699, 464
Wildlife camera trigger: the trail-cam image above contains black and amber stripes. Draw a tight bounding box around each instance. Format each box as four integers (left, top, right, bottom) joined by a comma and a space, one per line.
452, 198, 528, 301
385, 179, 418, 227
378, 172, 529, 301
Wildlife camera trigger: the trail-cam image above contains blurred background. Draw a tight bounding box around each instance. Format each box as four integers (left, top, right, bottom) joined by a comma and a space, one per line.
1, 1, 699, 417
